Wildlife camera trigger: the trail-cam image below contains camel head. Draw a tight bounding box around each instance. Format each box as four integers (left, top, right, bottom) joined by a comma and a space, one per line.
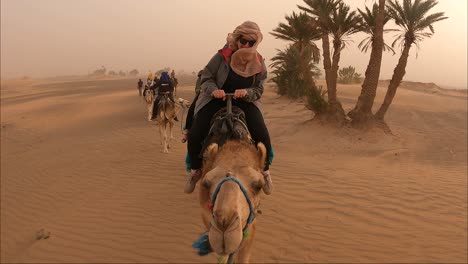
199, 140, 267, 256
145, 92, 154, 104
177, 97, 191, 108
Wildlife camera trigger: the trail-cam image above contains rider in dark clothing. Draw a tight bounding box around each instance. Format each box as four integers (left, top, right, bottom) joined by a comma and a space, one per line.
151, 72, 177, 120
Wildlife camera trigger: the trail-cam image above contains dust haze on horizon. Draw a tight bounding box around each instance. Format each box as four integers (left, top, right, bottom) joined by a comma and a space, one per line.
1, 0, 466, 89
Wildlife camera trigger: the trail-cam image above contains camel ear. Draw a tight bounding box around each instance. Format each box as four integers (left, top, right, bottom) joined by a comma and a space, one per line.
256, 142, 267, 168
204, 143, 219, 160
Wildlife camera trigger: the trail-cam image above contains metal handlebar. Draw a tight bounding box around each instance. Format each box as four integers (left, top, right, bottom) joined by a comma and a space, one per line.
225, 93, 234, 114
212, 92, 235, 114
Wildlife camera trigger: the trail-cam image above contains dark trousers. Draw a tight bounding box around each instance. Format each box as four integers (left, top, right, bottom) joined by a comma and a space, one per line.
188, 99, 271, 171
184, 94, 199, 130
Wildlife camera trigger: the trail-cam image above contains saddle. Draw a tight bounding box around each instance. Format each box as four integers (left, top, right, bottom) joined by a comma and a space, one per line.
152, 94, 178, 121
201, 106, 253, 156
158, 94, 174, 109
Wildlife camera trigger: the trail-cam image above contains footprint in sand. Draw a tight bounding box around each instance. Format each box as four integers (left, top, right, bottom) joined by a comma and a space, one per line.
35, 229, 51, 240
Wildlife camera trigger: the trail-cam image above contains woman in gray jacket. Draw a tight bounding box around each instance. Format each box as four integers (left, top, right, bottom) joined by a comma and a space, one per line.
184, 21, 273, 195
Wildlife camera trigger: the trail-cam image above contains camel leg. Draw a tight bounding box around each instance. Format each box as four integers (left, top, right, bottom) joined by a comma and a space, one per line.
163, 122, 169, 153
169, 120, 174, 140
166, 122, 172, 149
147, 104, 152, 121
159, 122, 164, 146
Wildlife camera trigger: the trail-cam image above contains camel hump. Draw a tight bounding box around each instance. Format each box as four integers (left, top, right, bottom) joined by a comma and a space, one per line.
202, 106, 252, 152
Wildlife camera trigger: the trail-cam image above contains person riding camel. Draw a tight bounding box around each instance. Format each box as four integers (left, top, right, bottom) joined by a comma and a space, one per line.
184, 21, 273, 195
147, 71, 154, 87
151, 71, 178, 121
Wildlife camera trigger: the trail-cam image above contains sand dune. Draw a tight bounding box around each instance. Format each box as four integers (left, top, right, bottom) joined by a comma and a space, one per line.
1, 78, 466, 263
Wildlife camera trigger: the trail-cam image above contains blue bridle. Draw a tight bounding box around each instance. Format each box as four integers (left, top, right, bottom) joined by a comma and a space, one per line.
192, 176, 257, 258
211, 176, 256, 231
211, 175, 256, 264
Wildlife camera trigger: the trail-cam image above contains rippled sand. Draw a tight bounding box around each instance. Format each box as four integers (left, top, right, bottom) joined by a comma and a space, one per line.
1, 78, 466, 263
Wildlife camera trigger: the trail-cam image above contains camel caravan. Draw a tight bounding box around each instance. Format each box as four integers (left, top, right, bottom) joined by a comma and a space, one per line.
141, 70, 189, 153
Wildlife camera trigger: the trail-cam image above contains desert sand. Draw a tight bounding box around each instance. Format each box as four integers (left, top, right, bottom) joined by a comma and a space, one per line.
1, 77, 467, 263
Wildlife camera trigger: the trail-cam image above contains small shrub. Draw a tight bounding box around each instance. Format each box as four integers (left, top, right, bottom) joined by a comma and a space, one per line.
337, 66, 361, 84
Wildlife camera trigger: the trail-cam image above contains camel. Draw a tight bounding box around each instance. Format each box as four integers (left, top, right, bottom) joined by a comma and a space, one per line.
193, 99, 270, 263
154, 95, 190, 153
143, 88, 155, 121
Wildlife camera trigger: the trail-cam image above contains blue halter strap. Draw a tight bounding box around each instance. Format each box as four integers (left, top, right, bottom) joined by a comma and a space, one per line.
212, 176, 256, 264
211, 176, 256, 229
192, 175, 256, 263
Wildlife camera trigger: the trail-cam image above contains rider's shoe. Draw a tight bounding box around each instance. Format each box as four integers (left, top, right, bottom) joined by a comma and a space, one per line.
184, 169, 201, 194
262, 170, 273, 195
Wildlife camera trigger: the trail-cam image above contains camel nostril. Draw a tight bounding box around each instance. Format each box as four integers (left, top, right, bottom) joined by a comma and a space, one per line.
213, 211, 239, 232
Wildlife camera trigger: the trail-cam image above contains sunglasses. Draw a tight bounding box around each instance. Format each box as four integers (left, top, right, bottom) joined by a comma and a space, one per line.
238, 36, 256, 47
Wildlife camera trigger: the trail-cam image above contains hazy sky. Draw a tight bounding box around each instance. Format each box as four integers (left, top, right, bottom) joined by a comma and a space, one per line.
1, 0, 467, 88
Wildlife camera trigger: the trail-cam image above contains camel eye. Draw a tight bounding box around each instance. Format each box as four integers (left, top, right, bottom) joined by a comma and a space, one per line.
251, 179, 263, 192
202, 179, 212, 189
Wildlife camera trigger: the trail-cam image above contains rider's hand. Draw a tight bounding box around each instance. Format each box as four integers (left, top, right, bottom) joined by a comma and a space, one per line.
233, 89, 248, 99
212, 89, 226, 100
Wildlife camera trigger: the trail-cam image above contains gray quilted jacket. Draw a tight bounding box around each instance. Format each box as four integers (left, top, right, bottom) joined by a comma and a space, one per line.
194, 48, 267, 115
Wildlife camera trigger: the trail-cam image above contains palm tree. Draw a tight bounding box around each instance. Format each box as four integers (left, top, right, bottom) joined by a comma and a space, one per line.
270, 11, 325, 113
357, 3, 395, 54
299, 0, 341, 98
270, 12, 321, 62
328, 2, 362, 103
348, 0, 386, 127
299, 0, 358, 123
375, 0, 447, 120
270, 48, 293, 96
270, 45, 322, 100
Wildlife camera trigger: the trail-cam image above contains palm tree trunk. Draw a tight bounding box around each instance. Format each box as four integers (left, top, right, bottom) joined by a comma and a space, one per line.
348, 0, 386, 126
321, 38, 346, 124
321, 32, 332, 95
375, 43, 411, 120
320, 32, 346, 124
329, 39, 341, 104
